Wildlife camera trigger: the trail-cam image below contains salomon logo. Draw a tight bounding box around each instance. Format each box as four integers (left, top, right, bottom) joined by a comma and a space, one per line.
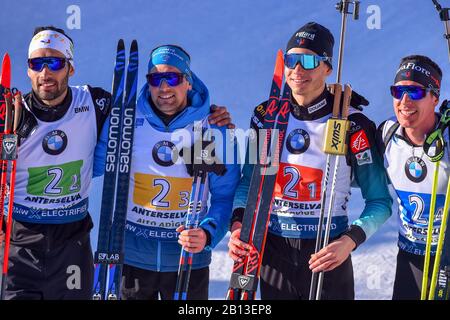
95, 98, 107, 111
106, 106, 121, 172
119, 108, 134, 173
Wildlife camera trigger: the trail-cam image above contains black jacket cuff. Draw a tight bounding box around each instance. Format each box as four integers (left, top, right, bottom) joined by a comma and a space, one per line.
342, 225, 366, 250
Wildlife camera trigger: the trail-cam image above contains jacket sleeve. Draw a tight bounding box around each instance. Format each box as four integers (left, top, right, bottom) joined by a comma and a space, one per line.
230, 101, 267, 225
88, 86, 112, 178
345, 112, 393, 248
199, 126, 241, 249
93, 117, 109, 178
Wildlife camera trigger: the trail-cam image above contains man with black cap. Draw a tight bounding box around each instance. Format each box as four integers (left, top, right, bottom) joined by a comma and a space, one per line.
376, 55, 448, 300
228, 22, 392, 300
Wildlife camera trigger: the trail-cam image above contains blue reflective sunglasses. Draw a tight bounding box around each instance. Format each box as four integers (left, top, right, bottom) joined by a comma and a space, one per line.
284, 53, 331, 70
390, 85, 436, 101
28, 57, 70, 72
146, 72, 185, 87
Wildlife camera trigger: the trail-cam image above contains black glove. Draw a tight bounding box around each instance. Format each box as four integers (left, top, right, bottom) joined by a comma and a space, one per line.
180, 138, 227, 177
350, 90, 369, 110
328, 85, 369, 111
439, 99, 449, 114
15, 104, 38, 143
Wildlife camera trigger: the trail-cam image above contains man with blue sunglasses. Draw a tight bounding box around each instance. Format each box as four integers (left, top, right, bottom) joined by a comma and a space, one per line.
0, 25, 113, 300
1, 27, 234, 300
120, 44, 240, 300
228, 21, 392, 300
377, 55, 448, 300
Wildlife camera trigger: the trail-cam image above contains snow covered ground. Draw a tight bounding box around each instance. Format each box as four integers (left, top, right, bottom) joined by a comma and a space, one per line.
1, 0, 448, 300
207, 188, 400, 300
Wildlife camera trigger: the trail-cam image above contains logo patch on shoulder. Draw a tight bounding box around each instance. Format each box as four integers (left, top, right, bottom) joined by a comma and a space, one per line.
355, 149, 372, 166
350, 130, 370, 154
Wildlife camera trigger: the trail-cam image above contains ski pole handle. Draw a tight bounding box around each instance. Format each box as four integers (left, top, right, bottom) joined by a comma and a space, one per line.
423, 100, 450, 162
431, 0, 450, 61
13, 91, 22, 134
335, 1, 360, 84
3, 93, 13, 134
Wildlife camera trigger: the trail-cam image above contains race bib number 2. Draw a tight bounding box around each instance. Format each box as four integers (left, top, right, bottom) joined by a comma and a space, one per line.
133, 173, 194, 210
27, 160, 83, 196
274, 162, 323, 201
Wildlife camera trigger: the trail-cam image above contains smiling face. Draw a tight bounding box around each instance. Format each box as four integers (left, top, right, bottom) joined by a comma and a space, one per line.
285, 47, 332, 106
148, 64, 192, 116
27, 48, 74, 107
393, 80, 438, 132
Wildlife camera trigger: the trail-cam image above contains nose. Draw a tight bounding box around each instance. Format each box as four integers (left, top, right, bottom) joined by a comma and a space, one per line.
292, 62, 306, 74
400, 91, 412, 104
158, 79, 171, 89
39, 65, 53, 76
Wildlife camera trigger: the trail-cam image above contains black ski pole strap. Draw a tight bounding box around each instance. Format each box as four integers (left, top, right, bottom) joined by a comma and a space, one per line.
383, 121, 400, 150
433, 0, 450, 21
327, 84, 368, 111
424, 100, 450, 162
182, 137, 227, 177
14, 104, 38, 144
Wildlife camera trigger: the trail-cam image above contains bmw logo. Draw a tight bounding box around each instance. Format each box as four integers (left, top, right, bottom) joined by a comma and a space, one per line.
286, 129, 310, 154
152, 141, 178, 167
404, 156, 427, 183
42, 130, 68, 155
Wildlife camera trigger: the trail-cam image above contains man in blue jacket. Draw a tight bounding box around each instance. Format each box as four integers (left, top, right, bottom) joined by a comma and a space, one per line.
120, 44, 240, 300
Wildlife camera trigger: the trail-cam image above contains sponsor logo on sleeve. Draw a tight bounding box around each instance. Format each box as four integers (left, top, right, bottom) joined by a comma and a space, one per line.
350, 130, 370, 154
355, 149, 373, 166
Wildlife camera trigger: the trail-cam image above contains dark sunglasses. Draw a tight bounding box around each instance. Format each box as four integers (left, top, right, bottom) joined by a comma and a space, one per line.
390, 85, 437, 101
146, 72, 185, 87
284, 53, 331, 70
28, 57, 70, 72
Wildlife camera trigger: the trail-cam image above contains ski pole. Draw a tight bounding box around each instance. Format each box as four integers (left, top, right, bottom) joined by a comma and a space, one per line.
309, 84, 342, 300
313, 85, 352, 300
309, 0, 359, 300
174, 171, 207, 300
430, 180, 450, 299
0, 90, 21, 300
0, 53, 11, 231
421, 101, 450, 299
335, 0, 359, 83
174, 131, 226, 300
432, 0, 450, 61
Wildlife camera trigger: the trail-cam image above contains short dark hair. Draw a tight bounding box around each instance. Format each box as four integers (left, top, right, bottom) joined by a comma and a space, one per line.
399, 55, 442, 77
33, 26, 74, 45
